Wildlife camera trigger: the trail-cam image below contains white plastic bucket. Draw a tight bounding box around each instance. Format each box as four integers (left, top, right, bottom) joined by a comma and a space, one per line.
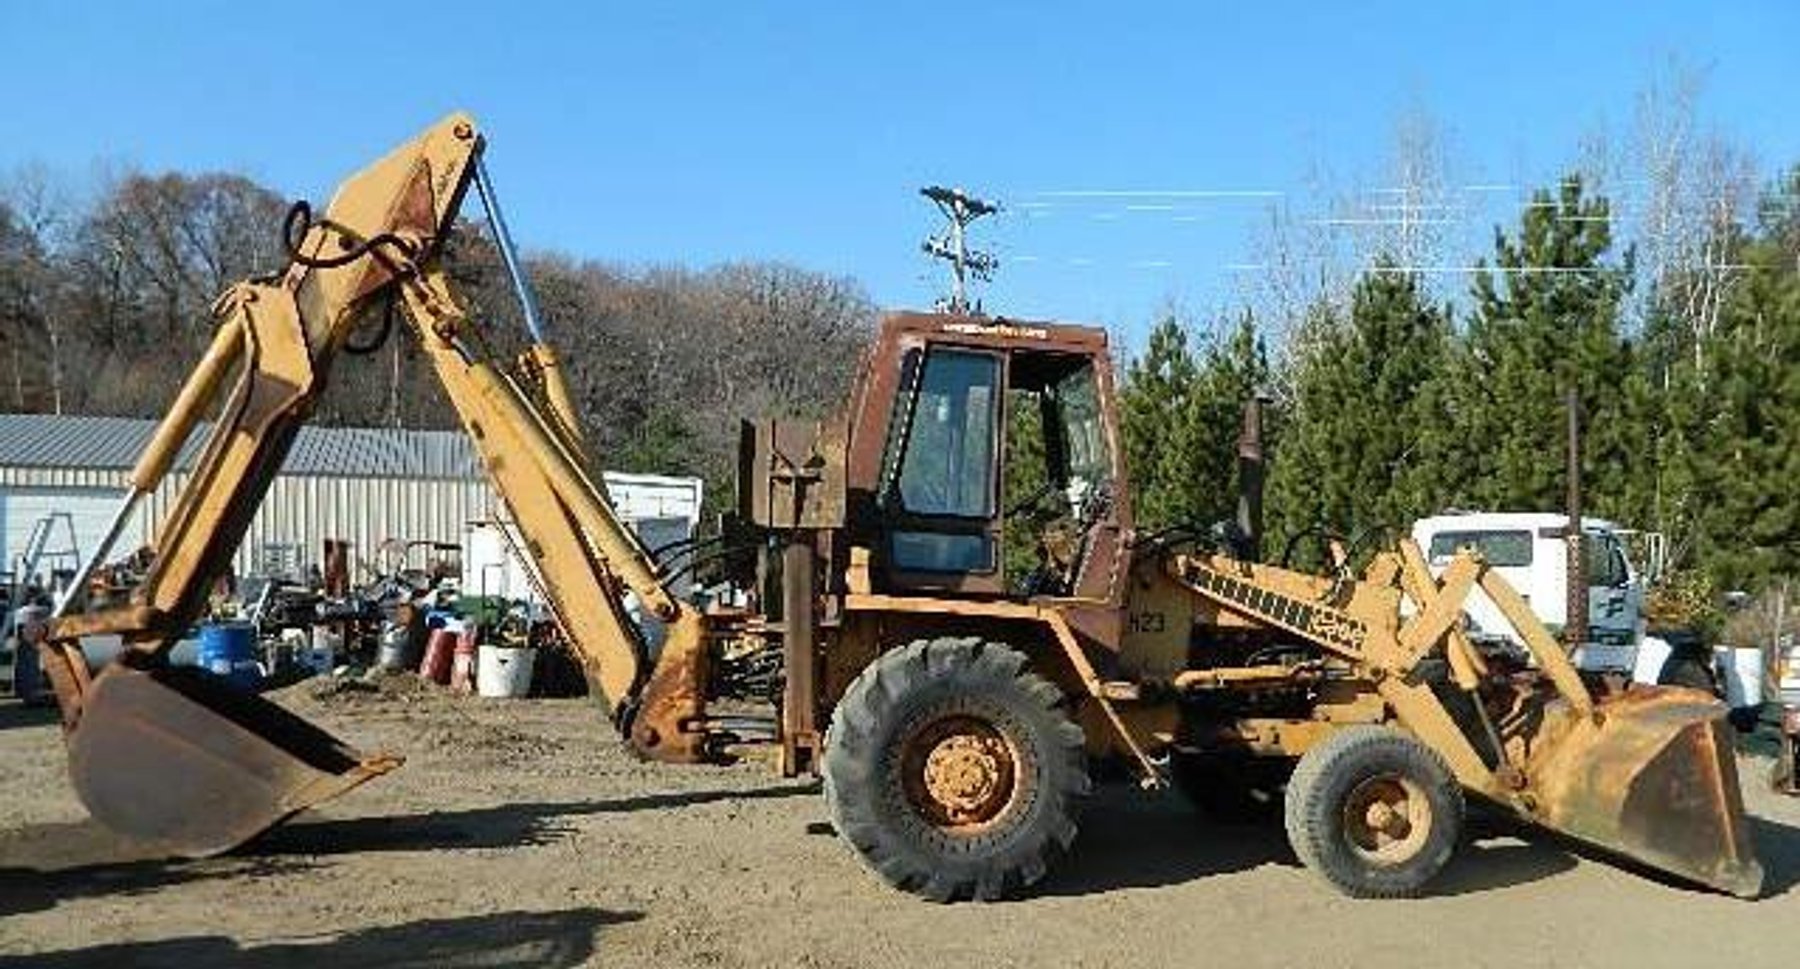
477, 645, 535, 698
1633, 635, 1673, 685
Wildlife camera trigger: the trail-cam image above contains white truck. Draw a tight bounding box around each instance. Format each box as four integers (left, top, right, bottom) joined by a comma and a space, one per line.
1410, 512, 1776, 720
1410, 512, 1646, 677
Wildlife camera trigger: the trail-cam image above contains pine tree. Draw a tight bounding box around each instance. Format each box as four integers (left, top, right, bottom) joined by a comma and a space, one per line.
1692, 219, 1800, 589
1120, 312, 1271, 534
1267, 263, 1456, 559
1458, 176, 1633, 514
1120, 315, 1199, 531
1628, 166, 1799, 593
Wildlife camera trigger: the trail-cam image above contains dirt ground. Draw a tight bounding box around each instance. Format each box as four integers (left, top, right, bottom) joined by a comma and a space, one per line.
2, 679, 1795, 969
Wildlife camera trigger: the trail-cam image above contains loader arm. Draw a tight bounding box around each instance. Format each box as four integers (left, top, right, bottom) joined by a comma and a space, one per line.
1167, 546, 1762, 897
37, 113, 710, 856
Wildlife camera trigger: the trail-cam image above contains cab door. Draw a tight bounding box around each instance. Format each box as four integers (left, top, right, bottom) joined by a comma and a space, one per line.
875, 345, 1007, 595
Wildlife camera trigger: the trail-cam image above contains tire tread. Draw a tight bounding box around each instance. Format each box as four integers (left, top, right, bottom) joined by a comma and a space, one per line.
823, 637, 1087, 902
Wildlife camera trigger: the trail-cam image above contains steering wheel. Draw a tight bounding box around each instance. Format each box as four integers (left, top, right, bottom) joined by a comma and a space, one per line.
1003, 481, 1062, 523
1018, 480, 1115, 597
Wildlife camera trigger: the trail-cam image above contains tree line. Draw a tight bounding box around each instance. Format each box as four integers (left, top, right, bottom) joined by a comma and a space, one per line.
1123, 167, 1800, 622
0, 167, 874, 507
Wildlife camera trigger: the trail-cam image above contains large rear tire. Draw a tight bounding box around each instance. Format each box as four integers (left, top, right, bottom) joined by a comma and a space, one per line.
822, 637, 1089, 901
1284, 726, 1464, 898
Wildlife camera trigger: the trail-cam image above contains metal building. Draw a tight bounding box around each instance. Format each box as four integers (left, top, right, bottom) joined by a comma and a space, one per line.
0, 413, 702, 591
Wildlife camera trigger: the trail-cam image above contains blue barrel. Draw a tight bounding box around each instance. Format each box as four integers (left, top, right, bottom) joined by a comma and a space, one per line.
198, 621, 262, 691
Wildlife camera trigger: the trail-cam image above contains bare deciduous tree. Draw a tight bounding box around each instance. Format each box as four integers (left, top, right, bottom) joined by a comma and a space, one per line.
1629, 58, 1757, 375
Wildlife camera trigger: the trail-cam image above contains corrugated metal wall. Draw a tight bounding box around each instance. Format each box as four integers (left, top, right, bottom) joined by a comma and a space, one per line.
0, 464, 491, 578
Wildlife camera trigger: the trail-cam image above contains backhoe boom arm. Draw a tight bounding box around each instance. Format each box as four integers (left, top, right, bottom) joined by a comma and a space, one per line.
36, 113, 711, 856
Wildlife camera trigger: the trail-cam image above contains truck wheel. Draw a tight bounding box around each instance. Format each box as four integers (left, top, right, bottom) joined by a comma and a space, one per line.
1172, 752, 1287, 823
1284, 726, 1464, 898
822, 637, 1088, 901
1658, 655, 1717, 693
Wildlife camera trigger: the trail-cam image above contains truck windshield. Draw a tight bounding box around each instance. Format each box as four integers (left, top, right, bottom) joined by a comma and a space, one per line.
1585, 534, 1631, 587
1429, 530, 1533, 567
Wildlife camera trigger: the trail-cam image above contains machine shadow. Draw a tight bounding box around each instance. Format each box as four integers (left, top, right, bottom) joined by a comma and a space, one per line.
1039, 784, 1297, 896
1418, 807, 1583, 896
0, 906, 639, 969
0, 784, 816, 917
246, 782, 819, 857
0, 853, 323, 918
1041, 786, 1579, 899
0, 699, 60, 731
1467, 809, 1800, 899
1751, 815, 1800, 897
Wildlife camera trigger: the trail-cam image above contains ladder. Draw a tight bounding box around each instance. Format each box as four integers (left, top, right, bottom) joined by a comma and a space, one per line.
2, 512, 81, 698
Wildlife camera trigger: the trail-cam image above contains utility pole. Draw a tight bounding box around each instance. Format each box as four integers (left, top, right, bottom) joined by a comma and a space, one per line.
1565, 386, 1587, 655
920, 186, 998, 315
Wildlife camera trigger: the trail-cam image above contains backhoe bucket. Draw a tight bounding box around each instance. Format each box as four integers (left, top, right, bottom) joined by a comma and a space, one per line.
65, 662, 401, 857
1522, 686, 1763, 898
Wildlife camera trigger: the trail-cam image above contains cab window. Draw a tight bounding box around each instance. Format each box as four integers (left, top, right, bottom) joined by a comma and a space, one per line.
880, 347, 1002, 574
1049, 364, 1106, 492
895, 350, 999, 518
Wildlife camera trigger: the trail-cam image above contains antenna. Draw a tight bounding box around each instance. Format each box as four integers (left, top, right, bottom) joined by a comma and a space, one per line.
920, 185, 999, 314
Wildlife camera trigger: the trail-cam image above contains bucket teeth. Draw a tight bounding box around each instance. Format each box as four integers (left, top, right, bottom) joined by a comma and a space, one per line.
65, 663, 399, 857
1522, 687, 1763, 898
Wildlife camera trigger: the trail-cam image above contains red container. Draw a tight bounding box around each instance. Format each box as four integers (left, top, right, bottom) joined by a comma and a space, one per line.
419, 628, 457, 685
449, 627, 478, 694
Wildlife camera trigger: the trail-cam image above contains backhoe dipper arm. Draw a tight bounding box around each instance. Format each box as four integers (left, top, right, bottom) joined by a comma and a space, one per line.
392, 265, 711, 761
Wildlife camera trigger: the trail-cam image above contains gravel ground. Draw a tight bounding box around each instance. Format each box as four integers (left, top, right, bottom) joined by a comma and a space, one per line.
1, 680, 1795, 969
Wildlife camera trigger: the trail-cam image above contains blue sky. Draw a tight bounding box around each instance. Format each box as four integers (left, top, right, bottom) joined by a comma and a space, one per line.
3, 2, 1796, 348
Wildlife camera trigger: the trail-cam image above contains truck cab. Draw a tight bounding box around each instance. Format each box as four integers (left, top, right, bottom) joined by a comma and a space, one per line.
1410, 512, 1644, 675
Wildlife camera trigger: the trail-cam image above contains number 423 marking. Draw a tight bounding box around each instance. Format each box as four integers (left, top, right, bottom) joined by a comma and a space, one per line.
1129, 612, 1167, 634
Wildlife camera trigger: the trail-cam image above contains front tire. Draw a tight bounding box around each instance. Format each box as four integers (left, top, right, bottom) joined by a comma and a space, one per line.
822, 637, 1089, 901
1284, 726, 1464, 898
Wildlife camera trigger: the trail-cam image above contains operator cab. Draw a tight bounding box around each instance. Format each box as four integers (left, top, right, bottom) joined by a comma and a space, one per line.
846, 313, 1131, 603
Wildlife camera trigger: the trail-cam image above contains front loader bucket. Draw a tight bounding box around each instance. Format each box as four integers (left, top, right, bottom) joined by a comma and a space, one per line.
1522, 686, 1763, 898
66, 662, 401, 857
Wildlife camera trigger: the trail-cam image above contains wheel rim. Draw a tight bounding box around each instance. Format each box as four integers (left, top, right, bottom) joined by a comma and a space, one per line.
898, 714, 1019, 831
1341, 773, 1432, 865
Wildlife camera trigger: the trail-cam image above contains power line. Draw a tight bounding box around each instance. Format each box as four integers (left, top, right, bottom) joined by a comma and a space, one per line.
1033, 188, 1284, 199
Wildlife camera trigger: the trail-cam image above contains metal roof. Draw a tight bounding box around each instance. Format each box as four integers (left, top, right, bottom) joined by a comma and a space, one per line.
0, 413, 481, 480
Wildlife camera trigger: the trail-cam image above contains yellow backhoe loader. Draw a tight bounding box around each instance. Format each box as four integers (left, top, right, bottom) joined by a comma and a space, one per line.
35, 113, 1763, 901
